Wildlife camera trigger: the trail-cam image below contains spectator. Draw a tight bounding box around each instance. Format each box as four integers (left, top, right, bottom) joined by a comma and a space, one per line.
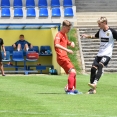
0, 38, 6, 76
12, 34, 33, 51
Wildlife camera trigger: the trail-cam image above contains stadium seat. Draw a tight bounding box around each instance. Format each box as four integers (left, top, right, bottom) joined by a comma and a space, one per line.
12, 51, 24, 61
38, 0, 47, 7
52, 7, 61, 17
1, 8, 10, 17
14, 8, 23, 17
63, 0, 72, 7
27, 8, 36, 17
32, 46, 39, 53
26, 0, 35, 8
28, 46, 39, 53
2, 51, 11, 62
5, 46, 14, 55
40, 46, 52, 56
24, 46, 39, 56
23, 46, 39, 56
64, 7, 73, 17
39, 8, 48, 17
26, 51, 39, 61
13, 0, 22, 7
51, 0, 60, 7
1, 0, 10, 7
12, 51, 26, 71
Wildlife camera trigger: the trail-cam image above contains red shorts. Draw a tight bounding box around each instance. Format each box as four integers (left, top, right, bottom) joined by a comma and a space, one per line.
57, 56, 74, 74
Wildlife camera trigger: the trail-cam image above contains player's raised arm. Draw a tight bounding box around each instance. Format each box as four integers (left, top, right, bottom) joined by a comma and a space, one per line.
80, 34, 97, 39
81, 27, 100, 39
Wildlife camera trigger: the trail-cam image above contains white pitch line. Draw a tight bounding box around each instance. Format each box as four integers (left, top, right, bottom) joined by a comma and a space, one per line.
0, 110, 117, 117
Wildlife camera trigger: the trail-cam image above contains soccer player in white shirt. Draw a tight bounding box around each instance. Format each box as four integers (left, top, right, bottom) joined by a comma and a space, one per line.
81, 17, 117, 94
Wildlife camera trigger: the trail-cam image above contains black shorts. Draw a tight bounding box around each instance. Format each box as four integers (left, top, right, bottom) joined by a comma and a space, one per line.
92, 56, 110, 67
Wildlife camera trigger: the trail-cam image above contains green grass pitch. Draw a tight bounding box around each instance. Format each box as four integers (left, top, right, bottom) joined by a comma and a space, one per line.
0, 73, 117, 117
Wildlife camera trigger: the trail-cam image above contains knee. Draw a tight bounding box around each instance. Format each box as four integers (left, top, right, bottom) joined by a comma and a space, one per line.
18, 44, 21, 47
97, 64, 103, 74
98, 63, 103, 69
70, 69, 76, 74
25, 44, 28, 46
91, 67, 97, 72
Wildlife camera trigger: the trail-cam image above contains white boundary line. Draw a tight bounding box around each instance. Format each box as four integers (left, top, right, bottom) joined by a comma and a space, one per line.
0, 110, 117, 117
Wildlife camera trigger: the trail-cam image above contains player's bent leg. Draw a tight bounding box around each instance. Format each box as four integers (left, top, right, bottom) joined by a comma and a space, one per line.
68, 69, 76, 90
88, 66, 97, 90
0, 62, 5, 76
24, 44, 29, 51
17, 44, 21, 51
88, 63, 104, 92
66, 69, 79, 94
95, 63, 103, 82
90, 66, 97, 83
57, 58, 79, 94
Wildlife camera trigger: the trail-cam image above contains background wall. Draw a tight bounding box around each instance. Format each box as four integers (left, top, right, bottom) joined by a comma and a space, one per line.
0, 28, 64, 74
51, 28, 61, 74
0, 29, 52, 46
0, 29, 53, 73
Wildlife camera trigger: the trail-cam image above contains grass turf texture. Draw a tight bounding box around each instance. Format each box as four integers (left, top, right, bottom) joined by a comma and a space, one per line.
0, 73, 117, 117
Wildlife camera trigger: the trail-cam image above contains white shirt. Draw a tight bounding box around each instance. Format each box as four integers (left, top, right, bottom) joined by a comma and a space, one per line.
95, 28, 117, 57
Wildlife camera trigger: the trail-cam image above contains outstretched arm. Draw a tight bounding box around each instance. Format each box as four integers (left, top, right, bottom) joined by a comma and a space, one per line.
81, 30, 99, 39
80, 34, 97, 39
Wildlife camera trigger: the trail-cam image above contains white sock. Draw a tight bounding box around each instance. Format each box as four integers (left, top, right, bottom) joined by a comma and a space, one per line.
93, 80, 98, 85
17, 48, 20, 51
26, 48, 29, 51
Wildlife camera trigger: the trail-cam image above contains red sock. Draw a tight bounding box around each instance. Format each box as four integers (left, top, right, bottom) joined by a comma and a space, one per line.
68, 72, 76, 90
74, 75, 76, 89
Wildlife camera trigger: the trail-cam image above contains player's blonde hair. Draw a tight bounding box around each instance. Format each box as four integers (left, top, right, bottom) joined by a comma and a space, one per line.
97, 17, 107, 24
62, 20, 72, 26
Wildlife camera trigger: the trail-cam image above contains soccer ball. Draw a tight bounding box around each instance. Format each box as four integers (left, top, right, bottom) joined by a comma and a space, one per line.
64, 84, 75, 92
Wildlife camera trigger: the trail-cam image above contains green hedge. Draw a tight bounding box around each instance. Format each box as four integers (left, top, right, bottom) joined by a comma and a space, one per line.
68, 28, 81, 74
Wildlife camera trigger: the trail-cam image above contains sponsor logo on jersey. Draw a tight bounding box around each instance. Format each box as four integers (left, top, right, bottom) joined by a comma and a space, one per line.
106, 33, 109, 36
101, 38, 109, 42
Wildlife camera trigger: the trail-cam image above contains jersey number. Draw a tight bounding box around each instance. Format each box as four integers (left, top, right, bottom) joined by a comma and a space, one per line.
101, 57, 107, 63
